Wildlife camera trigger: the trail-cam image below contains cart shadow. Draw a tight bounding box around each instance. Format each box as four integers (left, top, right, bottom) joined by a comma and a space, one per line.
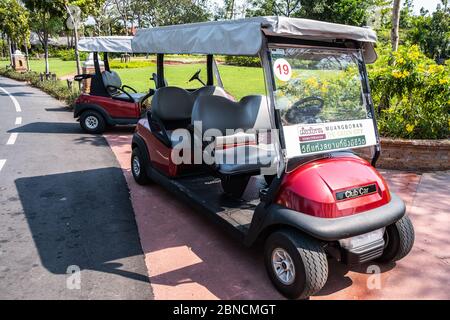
9, 122, 83, 134
315, 259, 395, 297
45, 107, 73, 113
133, 180, 397, 300
14, 167, 150, 285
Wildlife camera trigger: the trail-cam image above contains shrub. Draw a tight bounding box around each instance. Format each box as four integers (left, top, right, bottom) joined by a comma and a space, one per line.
49, 48, 88, 61
109, 59, 155, 69
0, 67, 79, 107
369, 45, 449, 139
224, 55, 261, 67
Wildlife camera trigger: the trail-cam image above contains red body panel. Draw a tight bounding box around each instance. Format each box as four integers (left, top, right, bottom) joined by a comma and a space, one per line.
276, 155, 391, 218
77, 94, 140, 119
136, 120, 185, 177
138, 117, 389, 219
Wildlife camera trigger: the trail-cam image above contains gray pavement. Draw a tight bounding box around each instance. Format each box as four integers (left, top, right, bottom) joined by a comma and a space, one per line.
0, 76, 153, 299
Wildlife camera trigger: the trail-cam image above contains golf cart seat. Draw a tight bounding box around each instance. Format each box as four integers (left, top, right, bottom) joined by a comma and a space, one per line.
151, 86, 230, 146
102, 70, 147, 102
191, 95, 275, 175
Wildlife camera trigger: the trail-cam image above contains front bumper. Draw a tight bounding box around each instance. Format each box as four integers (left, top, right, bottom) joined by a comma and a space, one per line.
343, 238, 385, 264
257, 193, 405, 242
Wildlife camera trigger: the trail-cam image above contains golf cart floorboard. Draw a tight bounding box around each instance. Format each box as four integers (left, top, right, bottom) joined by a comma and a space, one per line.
154, 172, 265, 238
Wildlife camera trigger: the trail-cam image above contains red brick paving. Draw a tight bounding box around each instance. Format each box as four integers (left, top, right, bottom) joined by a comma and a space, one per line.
105, 130, 450, 300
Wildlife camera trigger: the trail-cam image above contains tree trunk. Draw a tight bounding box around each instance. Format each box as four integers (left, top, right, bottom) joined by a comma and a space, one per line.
7, 36, 13, 67
391, 0, 401, 51
24, 40, 30, 72
44, 35, 50, 75
65, 4, 82, 75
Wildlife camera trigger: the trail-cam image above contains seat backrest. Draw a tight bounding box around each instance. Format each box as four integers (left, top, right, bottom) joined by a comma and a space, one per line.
102, 71, 122, 90
152, 86, 230, 122
193, 86, 229, 99
152, 86, 196, 121
191, 95, 272, 135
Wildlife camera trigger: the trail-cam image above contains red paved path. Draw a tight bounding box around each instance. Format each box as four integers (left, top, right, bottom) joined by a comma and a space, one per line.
105, 131, 450, 300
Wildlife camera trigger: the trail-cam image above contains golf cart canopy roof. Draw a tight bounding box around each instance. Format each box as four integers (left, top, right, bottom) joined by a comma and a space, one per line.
78, 36, 134, 53
132, 16, 378, 62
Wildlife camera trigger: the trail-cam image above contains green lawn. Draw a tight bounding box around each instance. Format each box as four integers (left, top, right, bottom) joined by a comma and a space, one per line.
1, 58, 267, 100
0, 58, 77, 78
117, 63, 266, 100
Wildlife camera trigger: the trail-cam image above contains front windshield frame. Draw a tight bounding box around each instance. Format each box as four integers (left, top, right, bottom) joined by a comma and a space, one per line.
265, 42, 380, 161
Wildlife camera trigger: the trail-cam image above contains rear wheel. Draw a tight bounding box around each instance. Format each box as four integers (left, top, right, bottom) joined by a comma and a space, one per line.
80, 110, 106, 134
376, 215, 415, 263
264, 229, 328, 299
131, 148, 151, 185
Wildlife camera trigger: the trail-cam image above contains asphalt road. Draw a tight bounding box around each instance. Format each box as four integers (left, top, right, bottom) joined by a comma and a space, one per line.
0, 76, 152, 299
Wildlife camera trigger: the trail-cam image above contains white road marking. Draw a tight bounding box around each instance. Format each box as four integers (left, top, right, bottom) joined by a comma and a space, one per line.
0, 86, 22, 112
15, 117, 22, 125
0, 159, 6, 172
6, 133, 18, 145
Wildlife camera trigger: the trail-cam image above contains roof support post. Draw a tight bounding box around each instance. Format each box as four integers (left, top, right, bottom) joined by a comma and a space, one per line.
157, 54, 165, 88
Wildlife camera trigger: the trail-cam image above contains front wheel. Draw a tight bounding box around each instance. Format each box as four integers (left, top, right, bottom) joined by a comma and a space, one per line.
264, 230, 328, 299
80, 110, 106, 134
131, 148, 151, 185
376, 215, 415, 263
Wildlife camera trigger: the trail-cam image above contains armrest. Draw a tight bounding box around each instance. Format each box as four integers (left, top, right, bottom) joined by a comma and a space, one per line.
74, 74, 93, 82
147, 112, 172, 147
122, 85, 137, 93
106, 85, 133, 102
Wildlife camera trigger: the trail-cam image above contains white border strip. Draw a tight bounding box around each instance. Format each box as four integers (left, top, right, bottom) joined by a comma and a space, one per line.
0, 159, 6, 172
6, 133, 18, 145
0, 87, 22, 112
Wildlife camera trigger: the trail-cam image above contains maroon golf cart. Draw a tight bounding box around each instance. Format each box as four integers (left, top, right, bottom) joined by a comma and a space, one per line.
73, 36, 153, 134
130, 17, 415, 299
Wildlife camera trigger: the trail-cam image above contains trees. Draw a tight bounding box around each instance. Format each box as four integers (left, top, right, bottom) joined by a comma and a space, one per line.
0, 0, 30, 65
23, 0, 64, 74
247, 0, 381, 26
407, 3, 450, 62
155, 0, 210, 26
298, 0, 380, 26
247, 0, 302, 17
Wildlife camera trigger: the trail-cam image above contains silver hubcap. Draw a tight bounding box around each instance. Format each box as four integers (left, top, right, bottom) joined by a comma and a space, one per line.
272, 248, 296, 285
85, 116, 98, 129
132, 156, 141, 176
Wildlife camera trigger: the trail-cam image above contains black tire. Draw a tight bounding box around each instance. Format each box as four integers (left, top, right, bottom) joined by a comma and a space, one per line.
80, 110, 106, 134
131, 148, 151, 185
264, 229, 328, 299
376, 215, 415, 263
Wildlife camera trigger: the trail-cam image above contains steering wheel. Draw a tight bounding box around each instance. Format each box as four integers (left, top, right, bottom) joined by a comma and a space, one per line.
189, 69, 202, 82
283, 96, 325, 125
188, 69, 206, 86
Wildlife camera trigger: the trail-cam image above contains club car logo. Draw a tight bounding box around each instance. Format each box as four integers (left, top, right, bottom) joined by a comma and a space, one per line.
336, 184, 377, 201
298, 126, 326, 142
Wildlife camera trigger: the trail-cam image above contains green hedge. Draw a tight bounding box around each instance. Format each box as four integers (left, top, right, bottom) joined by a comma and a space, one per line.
0, 67, 79, 107
224, 55, 261, 67
369, 45, 450, 139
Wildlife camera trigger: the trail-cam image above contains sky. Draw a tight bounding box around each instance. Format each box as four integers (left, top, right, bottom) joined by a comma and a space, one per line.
410, 0, 443, 15
212, 0, 444, 16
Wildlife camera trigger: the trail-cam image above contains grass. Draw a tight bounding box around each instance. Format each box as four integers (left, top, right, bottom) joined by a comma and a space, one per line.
0, 58, 77, 78
117, 63, 266, 100
1, 58, 267, 100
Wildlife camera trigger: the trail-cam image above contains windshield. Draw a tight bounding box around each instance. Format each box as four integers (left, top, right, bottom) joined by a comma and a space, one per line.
270, 46, 377, 158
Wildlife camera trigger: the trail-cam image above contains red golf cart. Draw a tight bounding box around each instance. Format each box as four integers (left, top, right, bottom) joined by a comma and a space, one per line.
73, 36, 153, 133
130, 17, 415, 299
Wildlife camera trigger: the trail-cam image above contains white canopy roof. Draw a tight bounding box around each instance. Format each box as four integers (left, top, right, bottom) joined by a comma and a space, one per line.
132, 16, 378, 62
78, 36, 134, 53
